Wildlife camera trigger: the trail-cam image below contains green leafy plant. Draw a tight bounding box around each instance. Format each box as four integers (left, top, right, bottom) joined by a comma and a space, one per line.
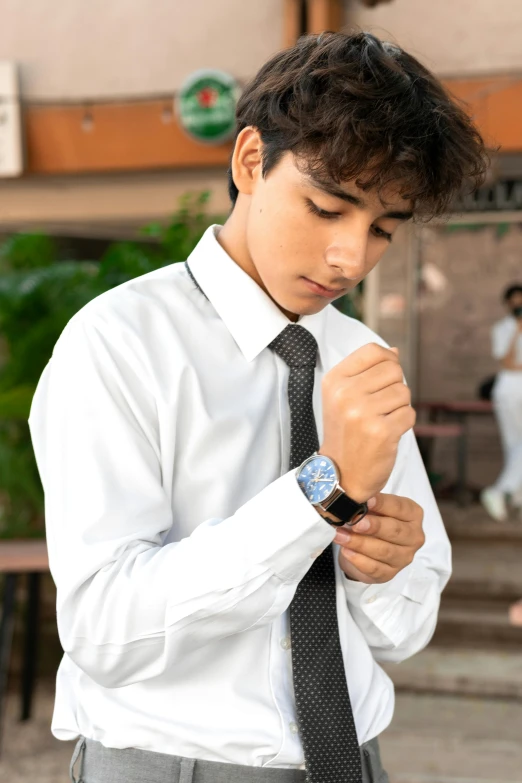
0, 191, 216, 538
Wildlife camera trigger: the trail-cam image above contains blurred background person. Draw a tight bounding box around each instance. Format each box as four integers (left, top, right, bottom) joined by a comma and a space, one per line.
480, 283, 522, 520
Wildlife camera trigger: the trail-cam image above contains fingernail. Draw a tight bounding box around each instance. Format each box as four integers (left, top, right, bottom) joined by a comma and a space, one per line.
334, 531, 351, 545
367, 497, 377, 509
354, 517, 370, 532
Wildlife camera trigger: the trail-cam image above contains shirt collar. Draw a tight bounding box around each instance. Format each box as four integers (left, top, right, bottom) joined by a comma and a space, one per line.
186, 225, 327, 367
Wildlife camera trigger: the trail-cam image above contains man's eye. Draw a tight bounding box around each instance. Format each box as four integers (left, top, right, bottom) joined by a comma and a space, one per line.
372, 226, 393, 242
306, 199, 341, 220
372, 225, 393, 242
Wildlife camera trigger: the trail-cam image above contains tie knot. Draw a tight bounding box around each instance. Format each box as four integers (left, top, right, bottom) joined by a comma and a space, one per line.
269, 324, 318, 368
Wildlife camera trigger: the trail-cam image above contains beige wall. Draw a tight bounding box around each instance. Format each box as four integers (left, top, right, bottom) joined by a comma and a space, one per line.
0, 167, 231, 230
346, 0, 522, 76
6, 0, 521, 100
0, 0, 283, 227
0, 0, 283, 100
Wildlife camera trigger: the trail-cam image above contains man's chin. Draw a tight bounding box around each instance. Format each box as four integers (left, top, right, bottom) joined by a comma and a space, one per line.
277, 296, 330, 321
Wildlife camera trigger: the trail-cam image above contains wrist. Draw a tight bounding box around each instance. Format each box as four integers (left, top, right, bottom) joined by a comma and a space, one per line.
316, 449, 368, 504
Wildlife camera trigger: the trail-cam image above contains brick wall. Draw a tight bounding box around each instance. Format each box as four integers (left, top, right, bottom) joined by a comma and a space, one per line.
378, 221, 522, 490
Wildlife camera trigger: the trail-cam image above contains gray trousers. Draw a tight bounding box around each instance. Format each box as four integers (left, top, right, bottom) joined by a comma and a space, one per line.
70, 736, 389, 783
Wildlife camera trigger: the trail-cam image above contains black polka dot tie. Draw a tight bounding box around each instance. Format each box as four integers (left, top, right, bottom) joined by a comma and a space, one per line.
270, 324, 362, 783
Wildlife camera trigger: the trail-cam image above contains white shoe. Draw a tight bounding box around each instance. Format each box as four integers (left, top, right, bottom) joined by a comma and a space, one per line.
480, 487, 508, 522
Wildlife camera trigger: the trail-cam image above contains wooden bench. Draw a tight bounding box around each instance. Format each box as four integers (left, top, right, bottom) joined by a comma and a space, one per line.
414, 422, 466, 502
414, 400, 495, 504
0, 540, 49, 754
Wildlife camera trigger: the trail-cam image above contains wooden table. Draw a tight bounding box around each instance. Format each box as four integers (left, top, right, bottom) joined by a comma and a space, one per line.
414, 400, 494, 504
0, 540, 49, 753
439, 400, 494, 416
416, 400, 494, 417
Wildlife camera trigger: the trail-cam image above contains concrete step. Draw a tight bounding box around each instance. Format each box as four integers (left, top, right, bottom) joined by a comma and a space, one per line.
446, 539, 522, 601
440, 501, 522, 542
381, 692, 522, 783
433, 598, 522, 648
382, 646, 522, 700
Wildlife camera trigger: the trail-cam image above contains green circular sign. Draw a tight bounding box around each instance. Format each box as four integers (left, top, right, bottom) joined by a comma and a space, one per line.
177, 69, 240, 145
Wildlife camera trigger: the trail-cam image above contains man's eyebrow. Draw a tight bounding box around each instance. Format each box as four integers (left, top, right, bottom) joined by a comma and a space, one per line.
310, 177, 365, 208
308, 176, 413, 221
383, 209, 414, 221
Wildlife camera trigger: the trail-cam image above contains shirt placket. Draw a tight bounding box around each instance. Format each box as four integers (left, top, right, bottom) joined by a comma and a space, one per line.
263, 352, 304, 768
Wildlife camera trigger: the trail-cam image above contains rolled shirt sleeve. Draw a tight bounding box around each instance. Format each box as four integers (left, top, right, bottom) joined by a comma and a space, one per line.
342, 429, 452, 663
29, 313, 335, 689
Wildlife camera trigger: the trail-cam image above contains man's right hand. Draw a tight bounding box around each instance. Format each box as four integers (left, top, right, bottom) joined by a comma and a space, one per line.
319, 343, 416, 503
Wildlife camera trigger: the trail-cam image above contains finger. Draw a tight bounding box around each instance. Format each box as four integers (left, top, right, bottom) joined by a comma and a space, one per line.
338, 534, 410, 568
339, 549, 397, 583
347, 514, 413, 545
370, 493, 423, 524
357, 360, 406, 395
368, 382, 411, 416
384, 404, 417, 434
336, 343, 401, 379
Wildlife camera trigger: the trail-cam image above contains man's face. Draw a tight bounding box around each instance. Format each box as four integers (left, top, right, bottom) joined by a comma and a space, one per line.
243, 152, 412, 321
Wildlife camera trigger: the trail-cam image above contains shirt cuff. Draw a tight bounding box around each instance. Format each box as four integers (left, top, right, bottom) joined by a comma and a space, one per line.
342, 560, 437, 647
231, 469, 336, 584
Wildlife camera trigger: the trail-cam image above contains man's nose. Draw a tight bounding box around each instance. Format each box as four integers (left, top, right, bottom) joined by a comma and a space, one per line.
324, 234, 368, 281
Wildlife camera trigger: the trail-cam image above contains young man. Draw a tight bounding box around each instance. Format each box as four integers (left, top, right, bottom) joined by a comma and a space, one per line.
481, 283, 522, 522
29, 32, 486, 783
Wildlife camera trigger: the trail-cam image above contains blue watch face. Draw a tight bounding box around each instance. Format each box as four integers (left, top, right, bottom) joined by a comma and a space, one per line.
297, 456, 337, 504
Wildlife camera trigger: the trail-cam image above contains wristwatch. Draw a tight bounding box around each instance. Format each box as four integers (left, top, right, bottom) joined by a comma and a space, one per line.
296, 453, 368, 527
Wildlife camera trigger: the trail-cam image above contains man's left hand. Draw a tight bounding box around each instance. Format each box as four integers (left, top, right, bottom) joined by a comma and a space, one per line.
334, 493, 425, 584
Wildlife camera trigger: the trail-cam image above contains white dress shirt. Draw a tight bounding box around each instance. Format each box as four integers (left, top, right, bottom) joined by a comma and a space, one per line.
29, 225, 451, 768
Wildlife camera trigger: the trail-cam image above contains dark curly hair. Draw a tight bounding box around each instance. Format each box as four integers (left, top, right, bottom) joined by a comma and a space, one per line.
503, 284, 522, 302
228, 31, 488, 220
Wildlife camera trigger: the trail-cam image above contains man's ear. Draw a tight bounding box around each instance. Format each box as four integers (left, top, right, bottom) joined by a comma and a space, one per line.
230, 127, 263, 197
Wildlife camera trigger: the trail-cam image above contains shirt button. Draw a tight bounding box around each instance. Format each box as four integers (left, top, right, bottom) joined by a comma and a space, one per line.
289, 722, 299, 735
280, 636, 291, 650
366, 595, 377, 604
311, 548, 323, 559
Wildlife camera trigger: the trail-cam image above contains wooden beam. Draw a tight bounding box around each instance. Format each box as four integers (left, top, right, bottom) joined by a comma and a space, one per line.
24, 100, 233, 175
284, 0, 304, 48
445, 77, 522, 152
15, 73, 522, 177
307, 0, 343, 34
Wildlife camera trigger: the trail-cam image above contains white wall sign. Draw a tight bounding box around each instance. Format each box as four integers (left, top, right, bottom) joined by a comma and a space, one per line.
0, 61, 23, 178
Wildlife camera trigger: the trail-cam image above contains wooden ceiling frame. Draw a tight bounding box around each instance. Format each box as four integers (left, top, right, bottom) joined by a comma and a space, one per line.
284, 0, 343, 47
307, 0, 343, 36
284, 0, 306, 48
